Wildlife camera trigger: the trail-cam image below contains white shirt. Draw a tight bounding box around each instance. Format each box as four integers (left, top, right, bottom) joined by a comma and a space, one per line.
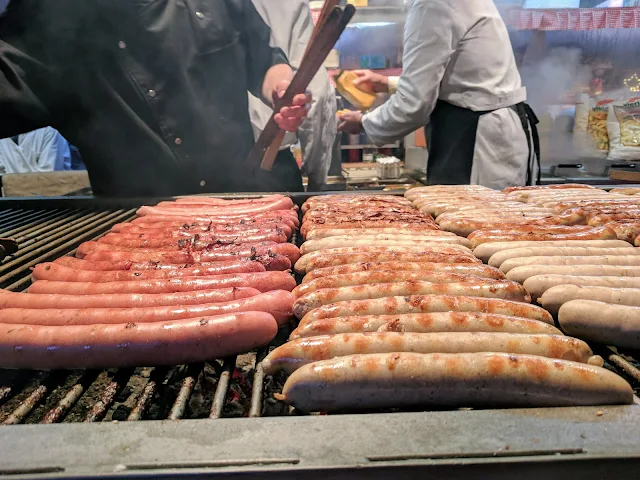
248, 0, 337, 189
363, 0, 531, 189
0, 127, 71, 173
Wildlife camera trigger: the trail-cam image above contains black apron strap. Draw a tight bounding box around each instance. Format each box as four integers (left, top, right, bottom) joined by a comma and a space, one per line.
426, 100, 486, 185
512, 103, 542, 186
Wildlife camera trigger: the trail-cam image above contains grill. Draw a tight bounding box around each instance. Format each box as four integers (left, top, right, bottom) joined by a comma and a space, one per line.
1, 194, 640, 479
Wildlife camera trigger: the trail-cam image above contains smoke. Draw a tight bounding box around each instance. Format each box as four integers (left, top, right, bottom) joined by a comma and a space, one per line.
519, 47, 592, 163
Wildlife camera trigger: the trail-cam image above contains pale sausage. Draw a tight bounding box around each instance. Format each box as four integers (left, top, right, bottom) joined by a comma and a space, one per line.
277, 352, 633, 412
507, 265, 640, 284
299, 235, 470, 254
524, 274, 640, 299
289, 312, 562, 340
474, 240, 633, 263
263, 332, 593, 374
500, 255, 640, 274
305, 228, 455, 240
301, 295, 553, 324
293, 280, 531, 318
488, 246, 640, 268
540, 285, 640, 314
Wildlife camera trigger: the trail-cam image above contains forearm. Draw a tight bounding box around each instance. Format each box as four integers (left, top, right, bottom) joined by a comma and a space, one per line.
262, 64, 294, 106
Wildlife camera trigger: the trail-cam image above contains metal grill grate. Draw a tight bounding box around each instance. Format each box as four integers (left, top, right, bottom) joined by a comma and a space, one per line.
0, 201, 639, 427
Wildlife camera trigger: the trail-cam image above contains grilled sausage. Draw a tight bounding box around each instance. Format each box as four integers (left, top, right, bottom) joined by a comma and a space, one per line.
290, 312, 562, 339
605, 221, 640, 242
293, 280, 531, 319
488, 246, 640, 268
137, 197, 294, 216
589, 213, 640, 226
302, 262, 505, 282
540, 285, 640, 315
507, 265, 640, 284
500, 255, 640, 274
0, 290, 295, 326
98, 230, 289, 247
301, 221, 439, 238
468, 227, 618, 250
277, 352, 633, 412
0, 287, 260, 309
132, 211, 299, 227
28, 271, 296, 295
53, 257, 267, 274
0, 312, 278, 370
474, 240, 633, 263
264, 332, 593, 374
305, 228, 455, 240
300, 252, 480, 274
299, 236, 471, 255
503, 184, 597, 194
466, 226, 595, 240
173, 194, 288, 205
33, 262, 268, 282
77, 240, 279, 257
524, 274, 640, 299
296, 245, 472, 271
558, 300, 640, 348
301, 295, 553, 324
294, 271, 500, 297
83, 243, 300, 265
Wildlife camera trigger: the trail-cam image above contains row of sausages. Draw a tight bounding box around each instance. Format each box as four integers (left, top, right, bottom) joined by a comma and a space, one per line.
0, 194, 302, 370
265, 192, 633, 413
414, 184, 640, 355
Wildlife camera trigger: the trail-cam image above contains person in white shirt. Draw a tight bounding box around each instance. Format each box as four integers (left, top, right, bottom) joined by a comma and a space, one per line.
338, 0, 539, 190
0, 127, 71, 173
248, 0, 337, 192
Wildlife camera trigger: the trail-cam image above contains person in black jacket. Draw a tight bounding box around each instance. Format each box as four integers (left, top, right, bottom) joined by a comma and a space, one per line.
0, 0, 310, 196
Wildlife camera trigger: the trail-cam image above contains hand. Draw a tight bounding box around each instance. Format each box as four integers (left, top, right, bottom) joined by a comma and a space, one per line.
273, 80, 312, 132
352, 69, 390, 94
337, 110, 364, 134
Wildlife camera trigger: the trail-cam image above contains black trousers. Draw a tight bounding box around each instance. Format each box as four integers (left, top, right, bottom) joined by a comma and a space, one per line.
250, 149, 304, 193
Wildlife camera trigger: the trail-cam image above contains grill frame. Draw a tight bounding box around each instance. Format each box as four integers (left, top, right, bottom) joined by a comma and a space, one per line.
0, 193, 640, 478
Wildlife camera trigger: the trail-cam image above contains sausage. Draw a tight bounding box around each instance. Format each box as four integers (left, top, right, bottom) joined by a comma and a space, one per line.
299, 236, 470, 255
558, 300, 640, 349
301, 295, 553, 324
609, 188, 640, 195
301, 252, 481, 274
305, 228, 455, 240
0, 290, 295, 326
173, 194, 288, 205
500, 255, 640, 274
83, 243, 300, 265
264, 332, 593, 375
277, 352, 633, 412
293, 281, 531, 319
437, 219, 546, 237
467, 226, 595, 240
28, 271, 296, 295
296, 244, 472, 270
303, 262, 504, 282
524, 274, 640, 300
589, 212, 640, 226
507, 265, 640, 284
98, 230, 289, 247
503, 184, 597, 194
34, 262, 268, 281
77, 240, 279, 257
132, 212, 299, 227
604, 221, 640, 242
473, 240, 633, 263
0, 312, 278, 370
53, 256, 267, 274
0, 287, 262, 309
540, 285, 640, 315
113, 224, 295, 240
301, 221, 439, 238
290, 312, 562, 339
488, 246, 640, 268
468, 227, 618, 250
137, 197, 294, 216
119, 217, 297, 232
294, 271, 501, 297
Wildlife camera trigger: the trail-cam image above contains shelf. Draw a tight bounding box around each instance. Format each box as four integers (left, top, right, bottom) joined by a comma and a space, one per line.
341, 144, 399, 150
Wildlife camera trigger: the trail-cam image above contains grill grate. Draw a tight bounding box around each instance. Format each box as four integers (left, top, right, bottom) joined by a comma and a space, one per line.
0, 203, 639, 427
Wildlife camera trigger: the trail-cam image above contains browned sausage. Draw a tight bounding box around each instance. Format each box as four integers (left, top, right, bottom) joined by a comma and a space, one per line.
53, 256, 267, 273
468, 226, 617, 249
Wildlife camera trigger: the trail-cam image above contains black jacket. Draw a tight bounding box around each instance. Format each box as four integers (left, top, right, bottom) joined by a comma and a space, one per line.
0, 0, 290, 196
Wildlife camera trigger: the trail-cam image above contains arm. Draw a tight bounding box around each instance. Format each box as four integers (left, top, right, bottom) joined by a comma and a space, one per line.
362, 0, 460, 145
35, 127, 70, 172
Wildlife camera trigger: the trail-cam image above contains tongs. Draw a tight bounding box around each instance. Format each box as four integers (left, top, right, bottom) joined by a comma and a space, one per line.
245, 2, 355, 172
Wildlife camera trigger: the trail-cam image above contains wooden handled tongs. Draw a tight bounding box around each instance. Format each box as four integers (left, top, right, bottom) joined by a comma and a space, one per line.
245, 2, 355, 172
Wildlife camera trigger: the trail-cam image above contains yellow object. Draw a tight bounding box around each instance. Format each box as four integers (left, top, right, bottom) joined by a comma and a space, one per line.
335, 71, 377, 111
347, 0, 368, 6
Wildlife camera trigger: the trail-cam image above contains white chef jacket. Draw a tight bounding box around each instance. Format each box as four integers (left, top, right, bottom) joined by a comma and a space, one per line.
363, 0, 531, 190
0, 127, 71, 173
248, 0, 337, 189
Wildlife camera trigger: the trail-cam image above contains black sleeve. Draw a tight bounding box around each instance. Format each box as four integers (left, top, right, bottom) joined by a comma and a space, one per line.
236, 0, 289, 100
0, 43, 51, 138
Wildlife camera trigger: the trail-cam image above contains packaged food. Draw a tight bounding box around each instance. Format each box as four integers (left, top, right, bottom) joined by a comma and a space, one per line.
572, 93, 590, 155
586, 94, 614, 158
335, 71, 377, 111
607, 96, 640, 161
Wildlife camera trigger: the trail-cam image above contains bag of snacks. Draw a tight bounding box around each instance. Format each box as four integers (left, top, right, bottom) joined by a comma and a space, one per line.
607, 96, 640, 161
573, 93, 590, 155
586, 94, 615, 158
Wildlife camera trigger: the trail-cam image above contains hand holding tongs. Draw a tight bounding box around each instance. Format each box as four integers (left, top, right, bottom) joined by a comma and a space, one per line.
245, 2, 355, 172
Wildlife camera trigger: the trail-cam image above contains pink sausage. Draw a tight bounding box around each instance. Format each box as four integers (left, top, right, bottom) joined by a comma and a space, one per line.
53, 256, 266, 273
